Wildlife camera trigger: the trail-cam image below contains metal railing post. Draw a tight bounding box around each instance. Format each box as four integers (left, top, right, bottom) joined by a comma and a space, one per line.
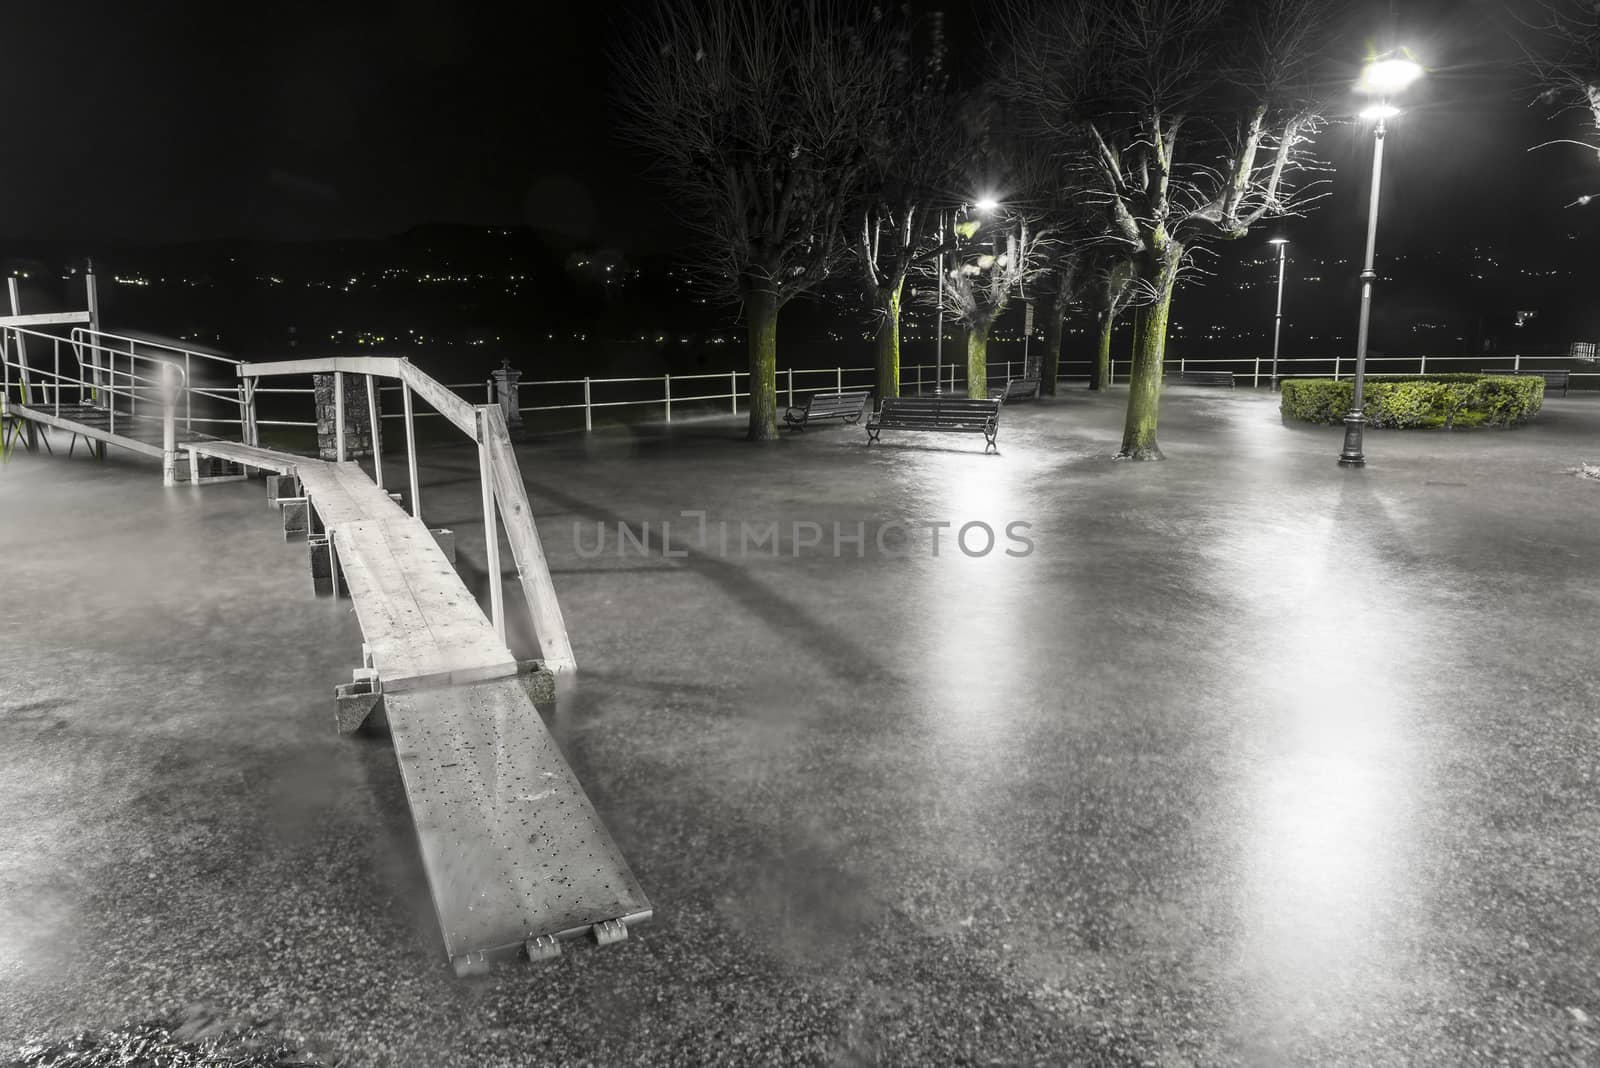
1334, 353, 1341, 381
53, 339, 60, 417
161, 364, 178, 487
1420, 353, 1427, 375
788, 368, 794, 409
836, 366, 842, 393
664, 373, 672, 423
583, 377, 592, 431
1514, 353, 1521, 372
915, 363, 922, 395
730, 370, 738, 415
1253, 354, 1260, 389
403, 384, 421, 520
185, 353, 192, 430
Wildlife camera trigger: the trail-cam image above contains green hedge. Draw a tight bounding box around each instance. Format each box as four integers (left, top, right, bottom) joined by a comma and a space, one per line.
1279, 374, 1544, 428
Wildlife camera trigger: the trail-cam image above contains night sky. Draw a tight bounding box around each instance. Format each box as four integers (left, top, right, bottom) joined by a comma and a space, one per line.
1, 0, 1594, 257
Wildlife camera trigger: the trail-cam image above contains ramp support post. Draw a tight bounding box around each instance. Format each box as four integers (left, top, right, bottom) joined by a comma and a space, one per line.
403, 384, 421, 520
366, 374, 382, 488
478, 409, 506, 642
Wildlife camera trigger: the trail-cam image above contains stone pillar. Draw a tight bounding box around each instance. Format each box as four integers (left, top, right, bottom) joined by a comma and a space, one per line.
314, 373, 376, 460
492, 359, 522, 429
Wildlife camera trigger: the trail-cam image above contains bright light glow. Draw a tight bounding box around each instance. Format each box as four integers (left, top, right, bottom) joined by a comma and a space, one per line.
974, 196, 1000, 214
1358, 57, 1422, 95
1267, 236, 1290, 245
1360, 104, 1399, 120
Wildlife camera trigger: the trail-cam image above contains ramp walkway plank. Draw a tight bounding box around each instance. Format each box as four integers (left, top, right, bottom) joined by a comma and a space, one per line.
385, 677, 652, 967
180, 439, 300, 475
334, 519, 517, 692
6, 401, 212, 459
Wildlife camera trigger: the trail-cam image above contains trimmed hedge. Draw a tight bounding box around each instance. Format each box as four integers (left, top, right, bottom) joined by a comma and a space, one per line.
1280, 374, 1544, 428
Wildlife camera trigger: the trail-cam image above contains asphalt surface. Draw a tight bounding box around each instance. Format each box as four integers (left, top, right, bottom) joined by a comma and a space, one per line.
2, 387, 1598, 1066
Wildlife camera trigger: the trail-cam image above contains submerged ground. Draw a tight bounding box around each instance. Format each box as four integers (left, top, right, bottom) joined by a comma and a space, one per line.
2, 388, 1598, 1067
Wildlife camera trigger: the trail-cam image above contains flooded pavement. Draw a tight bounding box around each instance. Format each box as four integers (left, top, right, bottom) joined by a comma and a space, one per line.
3, 387, 1598, 1066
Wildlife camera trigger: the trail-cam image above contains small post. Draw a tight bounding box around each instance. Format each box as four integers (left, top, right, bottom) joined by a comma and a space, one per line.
1253, 354, 1260, 389
1180, 357, 1186, 376
1514, 352, 1521, 372
491, 359, 522, 428
1334, 354, 1341, 381
730, 370, 738, 415
664, 374, 672, 423
161, 363, 178, 486
478, 410, 506, 642
582, 376, 592, 431
1420, 353, 1427, 375
836, 367, 842, 393
334, 371, 346, 462
365, 374, 382, 488
185, 353, 192, 430
787, 368, 794, 409
915, 364, 922, 395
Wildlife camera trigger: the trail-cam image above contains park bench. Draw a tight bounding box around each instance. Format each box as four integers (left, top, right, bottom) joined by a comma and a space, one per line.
784, 389, 871, 430
866, 396, 1002, 452
995, 376, 1041, 403
1180, 370, 1235, 388
1484, 368, 1569, 397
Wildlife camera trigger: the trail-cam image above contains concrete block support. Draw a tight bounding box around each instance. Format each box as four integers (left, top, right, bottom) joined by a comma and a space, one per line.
309, 535, 341, 597
282, 499, 309, 541
267, 474, 302, 506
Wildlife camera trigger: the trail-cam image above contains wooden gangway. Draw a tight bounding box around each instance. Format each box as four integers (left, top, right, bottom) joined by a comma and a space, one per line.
175, 379, 649, 975
4, 329, 649, 974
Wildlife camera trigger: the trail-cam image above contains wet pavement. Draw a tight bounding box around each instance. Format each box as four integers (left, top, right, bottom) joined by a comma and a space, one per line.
2, 386, 1599, 1066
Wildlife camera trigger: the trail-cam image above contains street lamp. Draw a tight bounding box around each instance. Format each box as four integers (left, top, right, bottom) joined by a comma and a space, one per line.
1267, 236, 1289, 390
935, 196, 1001, 395
1339, 52, 1423, 467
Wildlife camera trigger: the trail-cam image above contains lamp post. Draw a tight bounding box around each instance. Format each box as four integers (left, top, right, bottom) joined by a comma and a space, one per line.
1340, 54, 1422, 467
934, 197, 999, 395
1267, 236, 1289, 390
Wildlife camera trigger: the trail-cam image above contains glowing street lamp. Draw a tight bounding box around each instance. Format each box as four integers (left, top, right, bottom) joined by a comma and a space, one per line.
1267, 236, 1289, 390
936, 196, 1002, 394
1339, 52, 1423, 467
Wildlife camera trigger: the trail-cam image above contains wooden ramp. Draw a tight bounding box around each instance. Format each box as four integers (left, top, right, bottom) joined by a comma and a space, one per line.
177, 439, 650, 973
7, 401, 214, 460
388, 678, 652, 971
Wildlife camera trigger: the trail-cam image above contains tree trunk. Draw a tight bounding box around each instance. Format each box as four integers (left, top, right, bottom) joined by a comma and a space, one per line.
1117, 244, 1181, 461
874, 278, 903, 405
1041, 305, 1065, 396
746, 289, 780, 441
1090, 312, 1113, 391
966, 321, 990, 399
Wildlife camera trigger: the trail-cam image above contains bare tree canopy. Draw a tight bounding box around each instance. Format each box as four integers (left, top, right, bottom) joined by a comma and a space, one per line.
614, 0, 892, 438
997, 0, 1334, 458
1521, 0, 1600, 201
852, 7, 970, 401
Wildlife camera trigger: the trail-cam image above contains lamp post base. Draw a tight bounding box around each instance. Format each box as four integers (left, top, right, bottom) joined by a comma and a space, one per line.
1338, 409, 1367, 466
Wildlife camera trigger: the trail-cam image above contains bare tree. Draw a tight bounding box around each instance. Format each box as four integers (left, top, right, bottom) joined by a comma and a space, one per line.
1000, 0, 1330, 459
615, 0, 891, 440
929, 217, 1048, 398
853, 9, 969, 402
1521, 0, 1600, 204
1083, 249, 1140, 392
